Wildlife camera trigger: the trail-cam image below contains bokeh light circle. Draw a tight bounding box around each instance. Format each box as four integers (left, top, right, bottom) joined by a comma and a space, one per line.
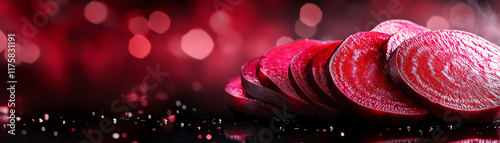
22, 42, 41, 64
128, 35, 151, 59
148, 11, 171, 34
0, 30, 6, 52
450, 3, 475, 29
4, 44, 23, 65
295, 19, 317, 38
84, 1, 108, 24
128, 16, 150, 35
181, 29, 214, 60
276, 36, 294, 47
426, 16, 449, 30
209, 11, 231, 34
300, 3, 323, 27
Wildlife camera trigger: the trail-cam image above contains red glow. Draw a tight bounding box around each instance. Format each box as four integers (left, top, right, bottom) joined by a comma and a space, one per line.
181, 29, 214, 60
121, 133, 127, 138
21, 42, 40, 64
148, 11, 171, 34
128, 35, 151, 59
84, 1, 108, 24
0, 30, 6, 52
128, 16, 150, 35
300, 3, 322, 27
206, 134, 212, 140
426, 16, 449, 30
276, 36, 294, 47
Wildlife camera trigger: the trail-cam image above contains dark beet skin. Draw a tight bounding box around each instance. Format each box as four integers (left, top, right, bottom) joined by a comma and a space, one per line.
389, 30, 500, 123
258, 40, 323, 116
371, 19, 428, 35
225, 77, 286, 118
290, 41, 342, 120
306, 40, 343, 108
241, 58, 314, 115
328, 31, 431, 123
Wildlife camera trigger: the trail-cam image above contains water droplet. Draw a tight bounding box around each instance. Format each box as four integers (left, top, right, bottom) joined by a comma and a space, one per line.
113, 118, 117, 124
112, 133, 120, 139
62, 120, 65, 125
39, 118, 43, 123
180, 123, 184, 127
175, 100, 182, 107
206, 134, 212, 140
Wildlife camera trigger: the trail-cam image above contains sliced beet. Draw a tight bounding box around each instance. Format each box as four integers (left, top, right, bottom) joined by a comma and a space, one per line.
371, 19, 428, 35
241, 57, 314, 115
306, 40, 343, 108
389, 30, 500, 123
290, 41, 342, 120
224, 77, 285, 118
258, 39, 323, 116
384, 28, 430, 61
328, 31, 431, 123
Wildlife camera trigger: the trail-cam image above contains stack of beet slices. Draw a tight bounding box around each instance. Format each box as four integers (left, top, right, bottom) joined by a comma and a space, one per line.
225, 19, 500, 124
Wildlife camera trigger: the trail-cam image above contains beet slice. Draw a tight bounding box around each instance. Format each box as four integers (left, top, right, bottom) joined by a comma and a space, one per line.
328, 31, 431, 123
290, 41, 342, 120
306, 40, 343, 108
384, 28, 430, 61
258, 39, 323, 116
371, 19, 428, 35
388, 30, 500, 123
241, 57, 314, 115
224, 77, 285, 118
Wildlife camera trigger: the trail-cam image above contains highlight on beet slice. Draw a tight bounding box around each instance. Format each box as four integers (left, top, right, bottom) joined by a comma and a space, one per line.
328, 31, 431, 123
371, 19, 428, 35
388, 30, 500, 123
259, 39, 323, 116
384, 27, 430, 61
241, 57, 314, 116
290, 41, 342, 120
306, 40, 343, 108
224, 77, 285, 118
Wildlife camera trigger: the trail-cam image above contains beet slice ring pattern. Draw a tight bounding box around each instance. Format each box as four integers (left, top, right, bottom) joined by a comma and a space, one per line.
241, 57, 314, 115
225, 77, 284, 118
388, 30, 500, 123
306, 40, 343, 108
384, 28, 430, 61
290, 41, 342, 120
259, 39, 323, 116
371, 19, 428, 35
329, 31, 431, 123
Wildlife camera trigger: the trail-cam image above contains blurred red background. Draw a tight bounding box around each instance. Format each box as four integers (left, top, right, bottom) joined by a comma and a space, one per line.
0, 0, 499, 120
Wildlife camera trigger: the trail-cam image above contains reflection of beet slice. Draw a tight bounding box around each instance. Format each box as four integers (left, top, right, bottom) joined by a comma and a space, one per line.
306, 40, 343, 108
290, 42, 342, 120
371, 19, 427, 35
224, 77, 284, 118
329, 31, 431, 123
241, 58, 313, 115
389, 30, 500, 123
259, 40, 322, 115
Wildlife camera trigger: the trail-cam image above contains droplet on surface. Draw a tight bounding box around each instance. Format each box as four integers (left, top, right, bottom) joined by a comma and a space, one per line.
128, 35, 151, 59
181, 29, 214, 60
84, 1, 108, 24
300, 3, 323, 27
148, 11, 171, 34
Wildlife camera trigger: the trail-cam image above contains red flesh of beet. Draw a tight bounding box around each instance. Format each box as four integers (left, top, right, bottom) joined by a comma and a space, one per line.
389, 30, 500, 123
371, 19, 428, 35
306, 40, 343, 108
224, 77, 285, 118
384, 28, 430, 61
290, 41, 342, 120
329, 31, 431, 123
241, 57, 314, 115
259, 39, 323, 116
